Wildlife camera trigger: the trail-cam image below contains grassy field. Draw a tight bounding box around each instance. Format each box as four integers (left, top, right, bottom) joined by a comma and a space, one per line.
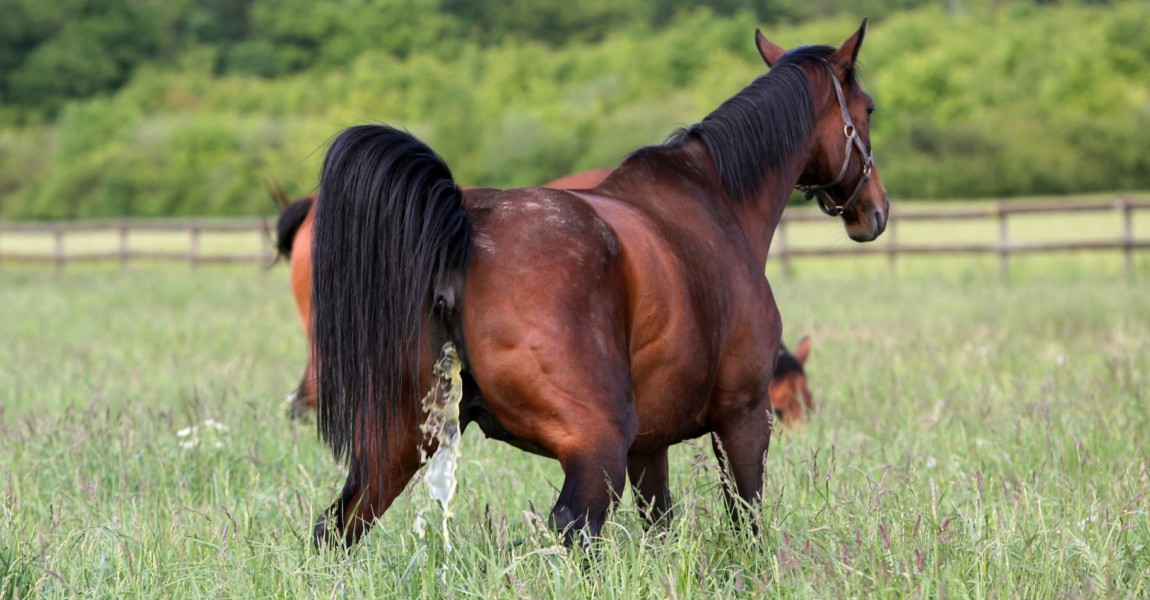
2, 235, 1149, 597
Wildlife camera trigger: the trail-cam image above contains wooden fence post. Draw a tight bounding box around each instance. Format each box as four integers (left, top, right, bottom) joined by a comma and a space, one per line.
260, 218, 274, 270
119, 220, 130, 271
1121, 195, 1133, 281
997, 201, 1009, 281
886, 213, 897, 275
190, 221, 201, 268
54, 224, 65, 273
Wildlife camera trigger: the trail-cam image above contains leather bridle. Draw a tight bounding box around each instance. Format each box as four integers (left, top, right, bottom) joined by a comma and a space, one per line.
796, 64, 874, 218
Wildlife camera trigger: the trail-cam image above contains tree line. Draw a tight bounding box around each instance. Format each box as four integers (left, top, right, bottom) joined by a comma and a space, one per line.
0, 0, 942, 120
0, 0, 1146, 219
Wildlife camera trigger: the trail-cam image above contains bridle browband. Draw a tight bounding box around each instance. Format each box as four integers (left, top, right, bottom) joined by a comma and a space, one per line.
796, 63, 874, 218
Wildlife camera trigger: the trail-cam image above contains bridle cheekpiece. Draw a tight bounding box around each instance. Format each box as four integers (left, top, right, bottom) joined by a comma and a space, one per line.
796, 63, 874, 218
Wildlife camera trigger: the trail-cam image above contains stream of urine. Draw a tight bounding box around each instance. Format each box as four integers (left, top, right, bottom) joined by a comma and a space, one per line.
414, 341, 464, 552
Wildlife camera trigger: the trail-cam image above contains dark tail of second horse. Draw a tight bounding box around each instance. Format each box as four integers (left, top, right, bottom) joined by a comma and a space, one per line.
311, 125, 471, 482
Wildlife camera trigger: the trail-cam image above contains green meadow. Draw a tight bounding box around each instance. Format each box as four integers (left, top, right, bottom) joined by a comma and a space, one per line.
2, 209, 1149, 597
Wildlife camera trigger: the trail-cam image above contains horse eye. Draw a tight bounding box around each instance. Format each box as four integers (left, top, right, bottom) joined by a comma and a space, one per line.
866, 106, 876, 116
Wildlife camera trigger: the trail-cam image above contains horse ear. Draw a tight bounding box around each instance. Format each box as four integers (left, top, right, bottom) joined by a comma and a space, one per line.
835, 18, 868, 70
264, 178, 291, 210
794, 336, 811, 364
755, 28, 787, 68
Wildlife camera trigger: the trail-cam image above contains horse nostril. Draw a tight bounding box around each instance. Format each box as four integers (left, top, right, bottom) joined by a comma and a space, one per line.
874, 211, 886, 235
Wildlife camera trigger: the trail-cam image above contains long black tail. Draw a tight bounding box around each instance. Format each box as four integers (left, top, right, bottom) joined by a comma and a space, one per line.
311, 124, 471, 465
274, 196, 315, 259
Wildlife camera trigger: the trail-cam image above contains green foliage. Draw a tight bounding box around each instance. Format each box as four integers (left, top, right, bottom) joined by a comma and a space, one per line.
442, 0, 644, 45
10, 100, 141, 219
0, 0, 163, 117
0, 2, 1148, 218
867, 3, 1150, 199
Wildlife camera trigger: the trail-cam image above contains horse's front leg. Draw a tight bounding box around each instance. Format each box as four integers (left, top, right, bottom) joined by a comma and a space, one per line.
312, 411, 425, 548
627, 448, 673, 527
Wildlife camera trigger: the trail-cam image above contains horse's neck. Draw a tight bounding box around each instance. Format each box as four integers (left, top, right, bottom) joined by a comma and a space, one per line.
737, 158, 804, 266
607, 140, 802, 265
682, 139, 804, 266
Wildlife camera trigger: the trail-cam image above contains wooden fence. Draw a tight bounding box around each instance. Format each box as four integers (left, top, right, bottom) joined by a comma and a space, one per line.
1, 196, 1147, 277
773, 195, 1149, 279
0, 219, 275, 270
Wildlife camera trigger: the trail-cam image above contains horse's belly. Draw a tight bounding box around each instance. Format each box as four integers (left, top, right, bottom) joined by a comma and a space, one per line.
461, 393, 556, 458
627, 350, 716, 453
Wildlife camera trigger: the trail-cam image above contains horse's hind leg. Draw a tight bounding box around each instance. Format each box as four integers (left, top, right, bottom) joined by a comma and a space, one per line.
550, 425, 632, 540
627, 448, 673, 526
312, 411, 424, 548
477, 366, 635, 540
465, 286, 635, 540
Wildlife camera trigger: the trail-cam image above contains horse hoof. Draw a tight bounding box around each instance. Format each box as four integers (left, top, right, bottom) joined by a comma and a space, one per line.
548, 505, 577, 536
312, 513, 343, 549
548, 505, 600, 547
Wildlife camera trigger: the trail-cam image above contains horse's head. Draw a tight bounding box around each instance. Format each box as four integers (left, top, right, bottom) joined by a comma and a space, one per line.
770, 336, 813, 427
756, 20, 889, 242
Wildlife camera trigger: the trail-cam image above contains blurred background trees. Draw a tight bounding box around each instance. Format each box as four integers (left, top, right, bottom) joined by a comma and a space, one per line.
0, 0, 1146, 219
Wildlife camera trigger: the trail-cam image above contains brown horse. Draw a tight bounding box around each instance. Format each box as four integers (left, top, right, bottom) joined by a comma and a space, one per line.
273, 168, 614, 418
272, 192, 319, 416
276, 169, 817, 424
309, 22, 888, 547
770, 337, 813, 427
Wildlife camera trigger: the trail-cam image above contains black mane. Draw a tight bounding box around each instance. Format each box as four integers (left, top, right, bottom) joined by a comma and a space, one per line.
647, 45, 841, 203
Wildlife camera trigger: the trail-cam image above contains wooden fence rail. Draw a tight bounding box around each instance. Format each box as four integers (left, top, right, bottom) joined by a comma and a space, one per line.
1, 196, 1147, 278
772, 195, 1148, 279
0, 218, 276, 270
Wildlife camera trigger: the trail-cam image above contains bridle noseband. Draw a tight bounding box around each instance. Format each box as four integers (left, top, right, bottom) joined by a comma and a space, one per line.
796, 64, 874, 218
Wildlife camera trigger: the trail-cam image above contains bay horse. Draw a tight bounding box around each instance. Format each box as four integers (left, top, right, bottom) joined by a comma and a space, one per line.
273, 168, 614, 418
770, 337, 813, 427
310, 21, 888, 547
275, 168, 812, 423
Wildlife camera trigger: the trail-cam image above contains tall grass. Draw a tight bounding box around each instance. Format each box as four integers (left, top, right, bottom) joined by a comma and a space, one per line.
1, 259, 1148, 597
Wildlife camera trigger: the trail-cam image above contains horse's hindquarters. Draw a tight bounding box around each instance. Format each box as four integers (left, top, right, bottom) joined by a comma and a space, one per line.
460, 190, 639, 536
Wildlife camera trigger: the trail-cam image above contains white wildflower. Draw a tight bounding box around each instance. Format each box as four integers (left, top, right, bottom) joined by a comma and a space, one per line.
176, 419, 228, 450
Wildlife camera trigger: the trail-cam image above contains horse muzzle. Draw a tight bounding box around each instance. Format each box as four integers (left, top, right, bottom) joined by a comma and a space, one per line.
843, 189, 888, 242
